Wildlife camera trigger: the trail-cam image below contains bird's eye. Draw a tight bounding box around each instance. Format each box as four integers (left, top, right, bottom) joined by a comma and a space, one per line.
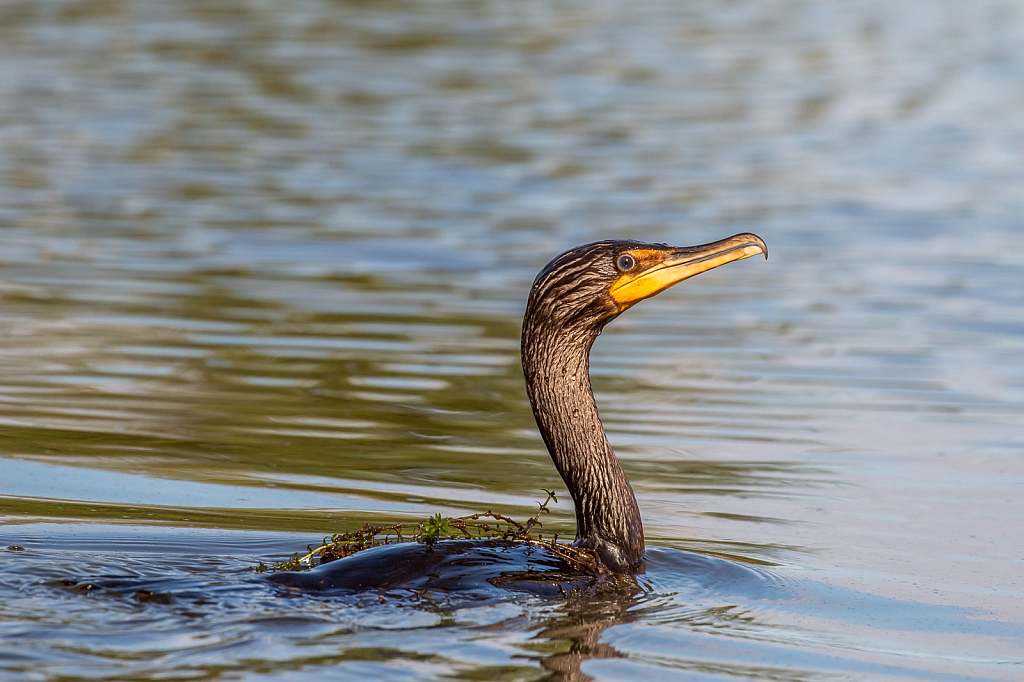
616, 254, 636, 271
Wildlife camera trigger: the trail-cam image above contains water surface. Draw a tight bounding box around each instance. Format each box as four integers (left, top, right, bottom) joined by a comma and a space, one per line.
1, 0, 1023, 679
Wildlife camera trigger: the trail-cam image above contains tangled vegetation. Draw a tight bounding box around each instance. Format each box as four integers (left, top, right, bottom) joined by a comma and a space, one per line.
254, 490, 607, 576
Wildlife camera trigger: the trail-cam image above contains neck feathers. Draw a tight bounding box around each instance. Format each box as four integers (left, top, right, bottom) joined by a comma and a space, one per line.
521, 313, 644, 573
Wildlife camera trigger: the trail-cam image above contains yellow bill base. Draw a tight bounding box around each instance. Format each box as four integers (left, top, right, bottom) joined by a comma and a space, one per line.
609, 236, 766, 308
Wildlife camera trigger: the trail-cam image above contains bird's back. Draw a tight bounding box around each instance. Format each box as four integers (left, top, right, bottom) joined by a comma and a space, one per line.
264, 539, 598, 597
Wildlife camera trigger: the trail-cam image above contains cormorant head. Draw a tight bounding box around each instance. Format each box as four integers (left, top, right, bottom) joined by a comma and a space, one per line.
526, 233, 767, 339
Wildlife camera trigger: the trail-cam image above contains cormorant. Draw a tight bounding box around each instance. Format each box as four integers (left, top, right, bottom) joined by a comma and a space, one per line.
521, 233, 767, 572
269, 233, 767, 590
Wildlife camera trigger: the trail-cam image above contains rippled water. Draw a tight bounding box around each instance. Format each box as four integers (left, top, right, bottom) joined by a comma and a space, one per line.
1, 0, 1023, 679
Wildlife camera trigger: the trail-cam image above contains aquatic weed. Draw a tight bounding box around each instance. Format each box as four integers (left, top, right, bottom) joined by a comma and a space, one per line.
253, 490, 606, 575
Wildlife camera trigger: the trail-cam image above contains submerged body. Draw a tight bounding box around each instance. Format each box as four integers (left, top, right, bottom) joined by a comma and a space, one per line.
267, 540, 597, 595
270, 234, 767, 588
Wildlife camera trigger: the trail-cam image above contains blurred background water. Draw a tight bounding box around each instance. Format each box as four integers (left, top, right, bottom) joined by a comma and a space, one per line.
1, 0, 1023, 680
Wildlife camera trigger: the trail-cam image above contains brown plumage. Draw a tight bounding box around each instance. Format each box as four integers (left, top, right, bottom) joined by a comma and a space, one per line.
267, 234, 767, 591
522, 235, 767, 572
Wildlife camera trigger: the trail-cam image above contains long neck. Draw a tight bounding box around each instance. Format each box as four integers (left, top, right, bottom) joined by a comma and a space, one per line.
521, 318, 644, 572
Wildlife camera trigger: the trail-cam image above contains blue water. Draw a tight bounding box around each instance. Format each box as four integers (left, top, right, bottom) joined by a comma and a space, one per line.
1, 0, 1023, 679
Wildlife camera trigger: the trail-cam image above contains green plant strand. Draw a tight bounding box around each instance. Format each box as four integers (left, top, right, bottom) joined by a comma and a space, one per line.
253, 489, 605, 575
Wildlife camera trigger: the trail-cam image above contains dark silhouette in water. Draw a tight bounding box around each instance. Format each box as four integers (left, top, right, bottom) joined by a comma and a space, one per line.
271, 539, 602, 596
269, 234, 768, 591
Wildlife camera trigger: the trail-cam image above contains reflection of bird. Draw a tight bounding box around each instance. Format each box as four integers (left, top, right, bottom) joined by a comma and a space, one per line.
522, 234, 767, 572
269, 234, 766, 591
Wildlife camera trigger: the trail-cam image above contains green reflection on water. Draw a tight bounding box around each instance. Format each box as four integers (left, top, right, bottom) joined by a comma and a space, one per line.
3, 0, 1024, 679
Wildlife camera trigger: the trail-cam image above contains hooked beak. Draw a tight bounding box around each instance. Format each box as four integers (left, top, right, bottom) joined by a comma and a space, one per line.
609, 233, 767, 309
